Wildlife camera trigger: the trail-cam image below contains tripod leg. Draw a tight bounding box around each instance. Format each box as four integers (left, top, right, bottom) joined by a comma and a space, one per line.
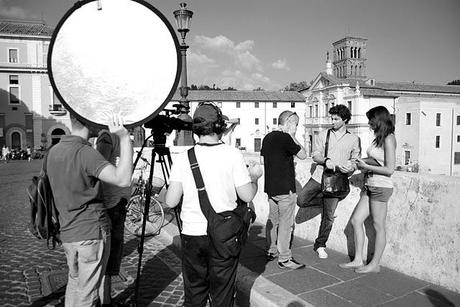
133, 149, 156, 306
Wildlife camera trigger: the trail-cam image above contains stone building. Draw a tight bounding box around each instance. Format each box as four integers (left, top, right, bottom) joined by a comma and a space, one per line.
0, 20, 70, 150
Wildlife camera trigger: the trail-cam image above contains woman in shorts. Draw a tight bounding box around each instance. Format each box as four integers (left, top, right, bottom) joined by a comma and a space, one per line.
339, 106, 396, 273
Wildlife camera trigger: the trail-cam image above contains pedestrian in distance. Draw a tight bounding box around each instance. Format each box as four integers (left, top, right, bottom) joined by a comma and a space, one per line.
297, 104, 361, 259
339, 105, 396, 273
47, 113, 133, 307
96, 129, 132, 306
261, 110, 307, 269
165, 102, 261, 307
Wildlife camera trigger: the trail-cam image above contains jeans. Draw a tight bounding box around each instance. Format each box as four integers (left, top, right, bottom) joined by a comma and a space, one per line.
297, 178, 339, 250
181, 234, 239, 307
63, 223, 111, 307
266, 192, 297, 262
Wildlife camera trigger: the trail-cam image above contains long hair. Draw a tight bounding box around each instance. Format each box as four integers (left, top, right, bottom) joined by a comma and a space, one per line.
366, 106, 394, 147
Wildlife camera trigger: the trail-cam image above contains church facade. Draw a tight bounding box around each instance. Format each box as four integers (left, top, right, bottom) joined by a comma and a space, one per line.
301, 37, 460, 176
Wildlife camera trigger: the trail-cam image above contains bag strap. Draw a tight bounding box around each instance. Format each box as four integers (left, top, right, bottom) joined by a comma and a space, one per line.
41, 150, 50, 175
325, 129, 331, 157
187, 147, 216, 220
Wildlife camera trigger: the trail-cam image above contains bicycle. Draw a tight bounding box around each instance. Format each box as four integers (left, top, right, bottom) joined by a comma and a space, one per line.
125, 157, 166, 237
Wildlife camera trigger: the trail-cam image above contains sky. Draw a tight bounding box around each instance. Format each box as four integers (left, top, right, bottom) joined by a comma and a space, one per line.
1, 0, 459, 91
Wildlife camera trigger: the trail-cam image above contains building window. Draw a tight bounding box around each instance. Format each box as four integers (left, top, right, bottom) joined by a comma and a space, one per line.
309, 106, 313, 118
404, 151, 411, 165
435, 136, 440, 148
291, 102, 295, 108
324, 103, 329, 115
255, 118, 259, 125
455, 152, 460, 164
406, 113, 411, 125
315, 104, 318, 117
8, 49, 18, 63
273, 102, 277, 108
457, 115, 460, 125
457, 135, 460, 142
236, 101, 240, 108
9, 86, 20, 104
273, 118, 277, 125
347, 101, 352, 113
436, 113, 441, 126
235, 138, 241, 148
9, 75, 19, 84
254, 102, 259, 108
254, 138, 262, 152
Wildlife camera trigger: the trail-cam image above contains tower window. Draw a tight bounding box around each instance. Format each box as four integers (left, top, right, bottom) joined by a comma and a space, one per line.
9, 75, 19, 84
406, 113, 411, 125
8, 49, 18, 63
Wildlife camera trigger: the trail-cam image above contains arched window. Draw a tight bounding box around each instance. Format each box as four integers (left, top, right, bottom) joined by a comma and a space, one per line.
358, 48, 361, 58
11, 132, 21, 149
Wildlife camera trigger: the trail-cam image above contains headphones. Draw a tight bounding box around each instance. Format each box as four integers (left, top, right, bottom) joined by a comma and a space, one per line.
197, 101, 226, 134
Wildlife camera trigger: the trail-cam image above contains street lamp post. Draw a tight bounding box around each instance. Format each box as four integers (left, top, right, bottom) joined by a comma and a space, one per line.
173, 2, 195, 146
174, 2, 193, 109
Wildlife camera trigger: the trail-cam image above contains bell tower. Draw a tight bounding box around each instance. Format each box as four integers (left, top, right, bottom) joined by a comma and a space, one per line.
332, 37, 367, 79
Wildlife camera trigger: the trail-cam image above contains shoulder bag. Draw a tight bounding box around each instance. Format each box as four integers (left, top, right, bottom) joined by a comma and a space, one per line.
321, 129, 350, 199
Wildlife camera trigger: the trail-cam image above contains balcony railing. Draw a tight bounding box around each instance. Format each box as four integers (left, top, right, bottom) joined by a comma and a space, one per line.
49, 104, 67, 116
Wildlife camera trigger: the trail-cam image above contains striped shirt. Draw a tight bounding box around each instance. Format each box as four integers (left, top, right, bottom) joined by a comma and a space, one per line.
311, 129, 361, 183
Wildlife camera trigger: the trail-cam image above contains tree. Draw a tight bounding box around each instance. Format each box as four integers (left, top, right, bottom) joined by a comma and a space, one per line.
447, 80, 460, 86
282, 80, 310, 91
252, 87, 264, 91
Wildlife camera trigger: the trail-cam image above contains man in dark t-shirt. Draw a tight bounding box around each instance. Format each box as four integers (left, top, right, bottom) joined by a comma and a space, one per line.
47, 114, 132, 306
261, 111, 307, 270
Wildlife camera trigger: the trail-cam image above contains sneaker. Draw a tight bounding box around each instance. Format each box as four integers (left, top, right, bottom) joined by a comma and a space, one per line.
278, 258, 305, 269
316, 247, 328, 259
266, 252, 278, 262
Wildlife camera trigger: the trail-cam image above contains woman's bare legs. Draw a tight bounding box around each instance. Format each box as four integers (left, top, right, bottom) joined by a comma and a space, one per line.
339, 193, 369, 268
355, 199, 388, 273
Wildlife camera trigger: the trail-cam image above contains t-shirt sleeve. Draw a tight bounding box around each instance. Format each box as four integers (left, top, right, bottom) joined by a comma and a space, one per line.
284, 133, 301, 156
80, 146, 111, 178
233, 150, 251, 188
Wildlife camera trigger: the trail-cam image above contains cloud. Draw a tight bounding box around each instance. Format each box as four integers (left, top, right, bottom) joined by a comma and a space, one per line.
272, 58, 290, 71
0, 0, 28, 19
189, 35, 279, 90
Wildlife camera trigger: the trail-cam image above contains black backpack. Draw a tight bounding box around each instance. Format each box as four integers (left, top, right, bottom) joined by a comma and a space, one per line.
27, 152, 61, 249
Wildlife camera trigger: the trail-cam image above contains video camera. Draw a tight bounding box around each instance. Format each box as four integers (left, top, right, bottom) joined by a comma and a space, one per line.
144, 105, 193, 146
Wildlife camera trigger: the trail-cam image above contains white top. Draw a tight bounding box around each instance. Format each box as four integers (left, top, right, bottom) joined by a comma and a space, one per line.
365, 143, 393, 188
169, 144, 251, 236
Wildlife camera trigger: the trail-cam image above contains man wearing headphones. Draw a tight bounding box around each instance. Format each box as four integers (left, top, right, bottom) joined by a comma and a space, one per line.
165, 102, 262, 307
261, 110, 307, 269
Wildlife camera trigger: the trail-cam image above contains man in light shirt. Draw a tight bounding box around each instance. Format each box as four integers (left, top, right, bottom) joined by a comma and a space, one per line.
297, 105, 360, 259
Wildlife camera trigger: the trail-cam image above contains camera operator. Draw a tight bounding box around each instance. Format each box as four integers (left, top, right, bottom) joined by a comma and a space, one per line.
165, 102, 262, 307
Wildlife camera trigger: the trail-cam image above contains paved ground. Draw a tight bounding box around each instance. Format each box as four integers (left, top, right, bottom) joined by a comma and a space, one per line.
1, 159, 460, 307
0, 160, 185, 307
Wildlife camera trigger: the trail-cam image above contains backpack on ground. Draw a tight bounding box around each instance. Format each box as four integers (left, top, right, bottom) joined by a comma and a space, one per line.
27, 152, 61, 249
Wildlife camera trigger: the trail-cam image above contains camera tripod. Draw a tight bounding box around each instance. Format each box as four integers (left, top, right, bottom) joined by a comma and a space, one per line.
132, 132, 182, 306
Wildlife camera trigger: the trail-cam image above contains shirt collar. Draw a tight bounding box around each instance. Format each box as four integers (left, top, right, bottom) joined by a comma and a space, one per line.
60, 135, 91, 146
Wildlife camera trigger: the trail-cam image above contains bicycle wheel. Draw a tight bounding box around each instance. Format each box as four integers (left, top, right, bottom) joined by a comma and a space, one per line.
125, 194, 165, 237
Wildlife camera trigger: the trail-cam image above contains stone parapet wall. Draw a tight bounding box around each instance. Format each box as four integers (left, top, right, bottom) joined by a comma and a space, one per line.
244, 155, 460, 293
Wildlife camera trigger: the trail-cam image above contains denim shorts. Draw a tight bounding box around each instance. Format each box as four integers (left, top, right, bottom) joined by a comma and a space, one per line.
363, 185, 393, 202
